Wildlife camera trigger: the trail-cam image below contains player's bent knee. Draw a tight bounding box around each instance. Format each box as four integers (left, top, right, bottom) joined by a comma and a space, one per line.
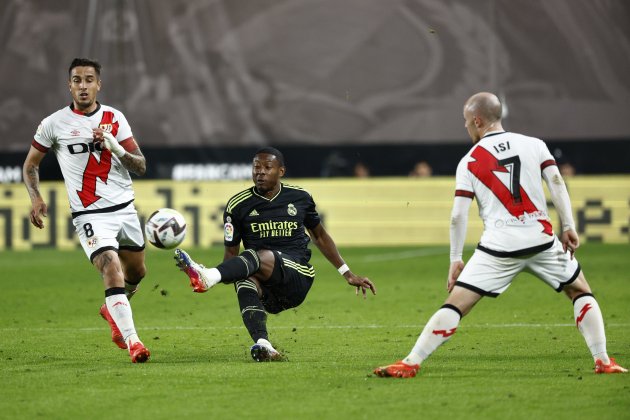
255, 249, 275, 265
563, 285, 591, 301
235, 278, 261, 296
126, 264, 146, 284
562, 271, 590, 299
444, 286, 483, 316
238, 249, 262, 276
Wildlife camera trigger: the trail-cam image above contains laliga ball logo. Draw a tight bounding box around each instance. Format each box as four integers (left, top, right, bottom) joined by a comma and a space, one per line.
145, 208, 187, 249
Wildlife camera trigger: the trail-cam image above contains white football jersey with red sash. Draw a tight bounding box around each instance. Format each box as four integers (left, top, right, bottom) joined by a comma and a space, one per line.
455, 131, 556, 253
33, 103, 135, 213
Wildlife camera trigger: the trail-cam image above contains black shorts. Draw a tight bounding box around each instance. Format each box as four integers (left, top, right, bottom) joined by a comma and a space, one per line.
260, 251, 315, 314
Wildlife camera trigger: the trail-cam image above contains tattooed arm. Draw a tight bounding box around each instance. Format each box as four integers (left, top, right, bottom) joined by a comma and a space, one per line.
93, 128, 146, 176
118, 146, 146, 176
23, 146, 48, 228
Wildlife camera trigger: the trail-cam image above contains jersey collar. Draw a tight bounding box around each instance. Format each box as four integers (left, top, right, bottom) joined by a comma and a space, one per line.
70, 102, 101, 117
481, 130, 507, 139
253, 183, 283, 201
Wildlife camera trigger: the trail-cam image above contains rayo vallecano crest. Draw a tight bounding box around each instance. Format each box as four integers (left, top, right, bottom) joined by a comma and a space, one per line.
87, 236, 99, 248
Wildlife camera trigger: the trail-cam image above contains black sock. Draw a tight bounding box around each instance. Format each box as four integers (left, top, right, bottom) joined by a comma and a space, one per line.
235, 279, 268, 342
105, 287, 126, 297
217, 249, 260, 283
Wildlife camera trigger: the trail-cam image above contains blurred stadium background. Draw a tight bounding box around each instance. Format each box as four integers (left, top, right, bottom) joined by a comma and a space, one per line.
1, 0, 629, 249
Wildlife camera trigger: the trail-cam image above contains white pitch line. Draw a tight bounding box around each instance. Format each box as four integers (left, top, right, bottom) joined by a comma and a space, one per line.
360, 248, 448, 262
1, 323, 628, 332
360, 246, 475, 263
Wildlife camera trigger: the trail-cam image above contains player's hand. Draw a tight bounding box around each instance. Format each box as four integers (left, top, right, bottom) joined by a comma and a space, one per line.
93, 128, 125, 157
560, 229, 580, 259
345, 273, 376, 298
30, 197, 47, 229
447, 260, 465, 293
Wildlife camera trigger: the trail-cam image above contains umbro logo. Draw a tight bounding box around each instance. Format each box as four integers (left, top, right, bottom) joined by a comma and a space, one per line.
249, 209, 259, 216
71, 129, 81, 136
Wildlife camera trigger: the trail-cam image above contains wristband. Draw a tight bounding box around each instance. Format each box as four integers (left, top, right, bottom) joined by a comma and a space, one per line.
337, 264, 350, 275
103, 132, 126, 158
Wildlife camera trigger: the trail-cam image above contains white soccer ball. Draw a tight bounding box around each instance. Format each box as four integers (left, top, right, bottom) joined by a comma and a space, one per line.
144, 208, 187, 249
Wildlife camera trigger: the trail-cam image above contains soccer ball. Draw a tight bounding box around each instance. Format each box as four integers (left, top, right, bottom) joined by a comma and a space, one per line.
144, 208, 187, 249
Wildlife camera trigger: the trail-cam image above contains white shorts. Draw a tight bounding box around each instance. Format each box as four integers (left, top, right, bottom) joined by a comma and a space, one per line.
455, 237, 581, 297
73, 203, 145, 262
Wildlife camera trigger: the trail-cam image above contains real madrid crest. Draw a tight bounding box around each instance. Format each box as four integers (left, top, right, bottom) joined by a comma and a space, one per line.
287, 203, 297, 216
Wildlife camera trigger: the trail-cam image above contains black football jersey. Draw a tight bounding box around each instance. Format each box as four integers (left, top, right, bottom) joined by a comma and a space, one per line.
223, 183, 321, 263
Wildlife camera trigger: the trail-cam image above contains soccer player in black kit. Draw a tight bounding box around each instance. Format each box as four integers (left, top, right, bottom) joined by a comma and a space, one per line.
175, 147, 376, 361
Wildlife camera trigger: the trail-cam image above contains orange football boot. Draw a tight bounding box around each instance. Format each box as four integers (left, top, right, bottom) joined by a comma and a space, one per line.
595, 358, 627, 374
374, 360, 420, 378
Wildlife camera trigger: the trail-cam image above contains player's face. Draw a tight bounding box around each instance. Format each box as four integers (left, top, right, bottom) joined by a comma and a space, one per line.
252, 153, 285, 196
463, 108, 481, 144
69, 66, 101, 113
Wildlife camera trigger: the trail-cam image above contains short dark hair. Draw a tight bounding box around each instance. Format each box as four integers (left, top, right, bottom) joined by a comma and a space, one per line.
69, 58, 101, 78
255, 147, 285, 167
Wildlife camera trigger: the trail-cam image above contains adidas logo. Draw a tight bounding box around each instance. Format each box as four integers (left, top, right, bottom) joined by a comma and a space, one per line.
249, 209, 259, 216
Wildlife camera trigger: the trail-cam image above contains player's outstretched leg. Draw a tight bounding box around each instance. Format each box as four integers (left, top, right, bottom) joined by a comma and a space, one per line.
374, 304, 461, 378
572, 293, 627, 374
174, 249, 220, 292
250, 338, 284, 362
99, 304, 127, 349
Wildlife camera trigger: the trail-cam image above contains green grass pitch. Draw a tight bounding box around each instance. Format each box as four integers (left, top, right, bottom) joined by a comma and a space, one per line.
1, 244, 628, 419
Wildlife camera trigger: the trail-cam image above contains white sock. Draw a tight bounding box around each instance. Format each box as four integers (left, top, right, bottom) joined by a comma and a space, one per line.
403, 305, 461, 366
201, 267, 222, 288
105, 294, 140, 347
573, 294, 609, 364
257, 338, 272, 347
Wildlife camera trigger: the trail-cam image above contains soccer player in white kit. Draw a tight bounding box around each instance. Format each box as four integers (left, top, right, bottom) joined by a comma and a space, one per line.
23, 58, 150, 363
374, 92, 626, 377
